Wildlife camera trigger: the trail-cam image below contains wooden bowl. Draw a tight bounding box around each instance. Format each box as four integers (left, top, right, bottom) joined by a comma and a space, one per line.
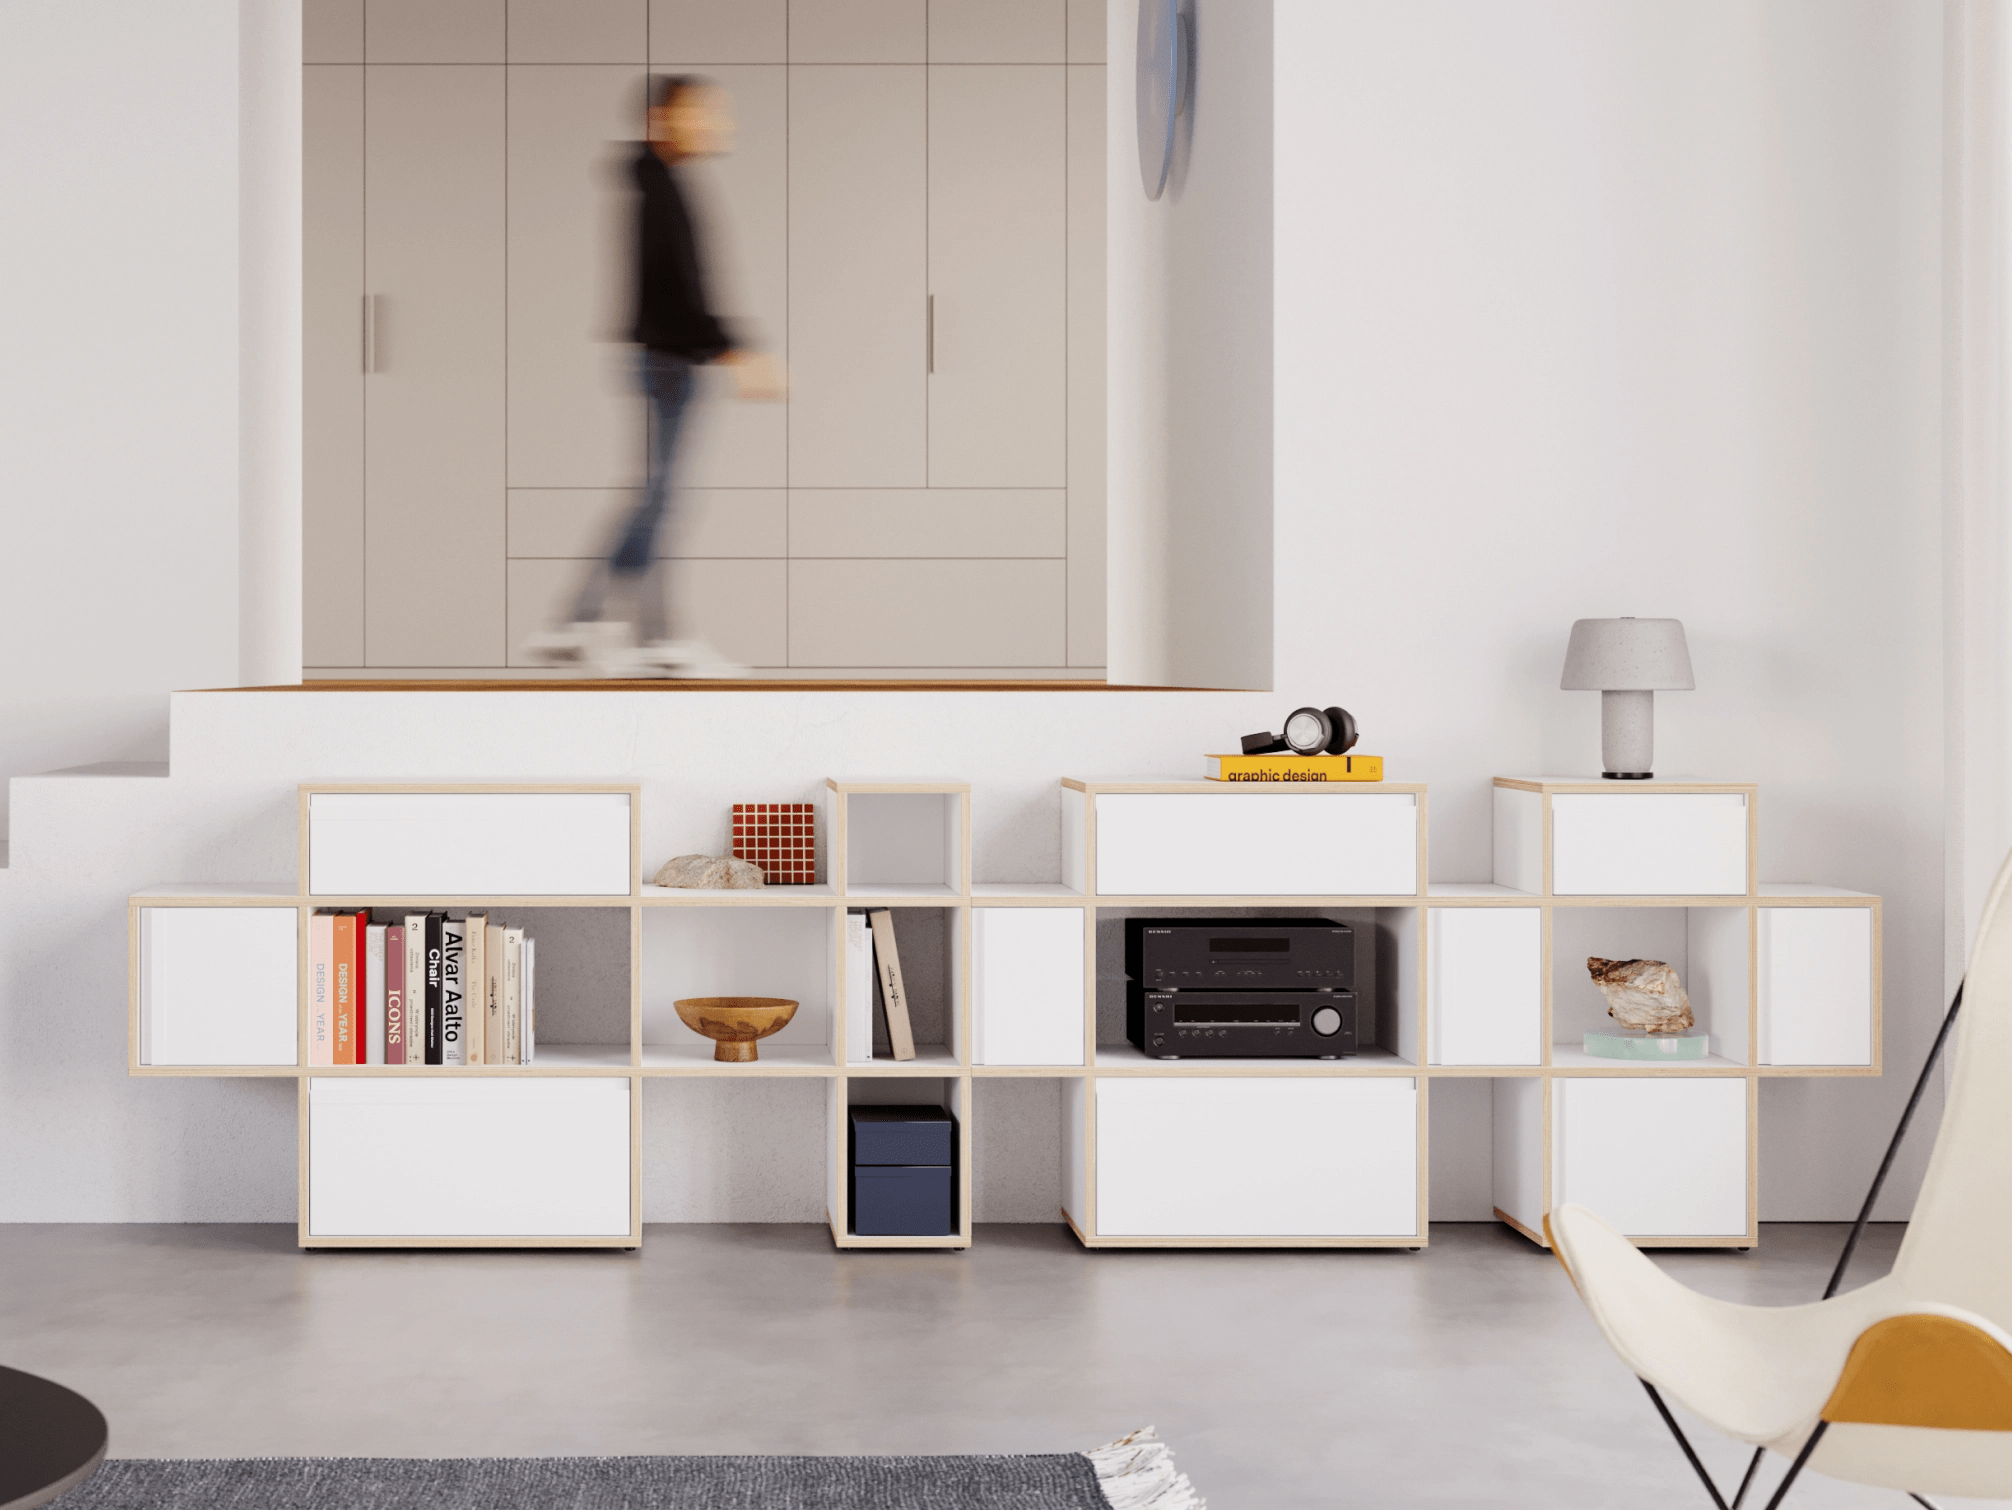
674, 996, 799, 1062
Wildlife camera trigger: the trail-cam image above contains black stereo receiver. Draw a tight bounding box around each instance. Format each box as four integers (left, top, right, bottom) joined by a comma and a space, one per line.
1127, 986, 1360, 1059
1124, 917, 1353, 990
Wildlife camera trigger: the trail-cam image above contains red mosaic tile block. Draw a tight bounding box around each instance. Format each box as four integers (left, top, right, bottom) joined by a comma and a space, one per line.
731, 802, 816, 884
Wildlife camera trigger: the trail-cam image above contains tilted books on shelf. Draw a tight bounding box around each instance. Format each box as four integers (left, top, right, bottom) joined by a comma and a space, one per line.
867, 908, 915, 1062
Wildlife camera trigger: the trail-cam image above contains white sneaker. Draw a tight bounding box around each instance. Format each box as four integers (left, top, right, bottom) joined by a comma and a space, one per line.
658, 638, 748, 679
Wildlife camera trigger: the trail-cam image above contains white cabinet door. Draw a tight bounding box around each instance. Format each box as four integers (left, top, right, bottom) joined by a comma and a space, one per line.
788, 65, 927, 486
308, 792, 633, 895
303, 65, 365, 667
1554, 1077, 1748, 1237
1758, 907, 1874, 1066
1550, 794, 1748, 896
972, 907, 1084, 1065
140, 908, 301, 1067
364, 65, 507, 666
927, 65, 1065, 486
309, 1077, 631, 1237
1093, 793, 1420, 896
1096, 1077, 1418, 1237
1428, 907, 1542, 1066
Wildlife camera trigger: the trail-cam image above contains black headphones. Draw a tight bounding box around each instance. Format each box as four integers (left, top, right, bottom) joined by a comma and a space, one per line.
1242, 706, 1359, 757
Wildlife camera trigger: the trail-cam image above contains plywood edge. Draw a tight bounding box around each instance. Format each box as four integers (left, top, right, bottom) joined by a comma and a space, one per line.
1074, 1234, 1427, 1249
299, 1234, 641, 1249
1495, 1208, 1549, 1248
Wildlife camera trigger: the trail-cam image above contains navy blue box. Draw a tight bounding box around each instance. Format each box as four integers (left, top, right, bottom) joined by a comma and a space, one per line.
852, 1165, 955, 1237
850, 1106, 955, 1167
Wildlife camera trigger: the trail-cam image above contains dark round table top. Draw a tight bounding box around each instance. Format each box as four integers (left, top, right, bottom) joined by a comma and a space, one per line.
0, 1366, 106, 1510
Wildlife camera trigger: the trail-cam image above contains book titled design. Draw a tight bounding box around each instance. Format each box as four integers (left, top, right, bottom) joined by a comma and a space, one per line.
1204, 753, 1385, 782
844, 911, 873, 1064
463, 912, 487, 1066
309, 912, 334, 1067
405, 914, 428, 1065
331, 911, 357, 1066
424, 912, 445, 1065
485, 922, 505, 1067
441, 914, 467, 1066
364, 922, 387, 1065
867, 909, 915, 1061
384, 924, 406, 1066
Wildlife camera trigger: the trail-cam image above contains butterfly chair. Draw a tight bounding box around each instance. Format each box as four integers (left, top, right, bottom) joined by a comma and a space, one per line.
1548, 849, 2012, 1510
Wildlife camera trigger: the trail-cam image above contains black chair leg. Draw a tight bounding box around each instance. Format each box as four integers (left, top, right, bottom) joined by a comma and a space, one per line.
1759, 1421, 1827, 1510
1642, 1381, 1732, 1510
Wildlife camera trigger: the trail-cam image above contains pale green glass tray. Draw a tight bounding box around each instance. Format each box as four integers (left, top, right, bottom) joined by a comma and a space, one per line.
1583, 1030, 1710, 1061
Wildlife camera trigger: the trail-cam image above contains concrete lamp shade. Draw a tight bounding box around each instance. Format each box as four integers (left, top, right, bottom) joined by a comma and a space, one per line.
1560, 618, 1694, 779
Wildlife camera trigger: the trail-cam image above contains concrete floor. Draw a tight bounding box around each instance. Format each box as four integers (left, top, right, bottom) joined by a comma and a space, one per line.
0, 1221, 1995, 1509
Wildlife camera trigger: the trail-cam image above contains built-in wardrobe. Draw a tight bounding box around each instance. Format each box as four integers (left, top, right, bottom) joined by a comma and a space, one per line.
304, 0, 1107, 676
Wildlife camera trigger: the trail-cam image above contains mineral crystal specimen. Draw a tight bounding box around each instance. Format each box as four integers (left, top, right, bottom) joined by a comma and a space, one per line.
1586, 956, 1694, 1034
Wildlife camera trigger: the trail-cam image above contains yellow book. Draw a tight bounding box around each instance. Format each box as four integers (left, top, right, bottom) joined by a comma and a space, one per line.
1204, 753, 1384, 782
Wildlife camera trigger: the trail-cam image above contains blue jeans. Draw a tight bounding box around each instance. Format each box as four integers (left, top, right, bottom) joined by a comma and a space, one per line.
573, 351, 695, 641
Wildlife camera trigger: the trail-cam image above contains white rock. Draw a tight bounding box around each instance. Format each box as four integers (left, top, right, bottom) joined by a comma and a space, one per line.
1586, 956, 1694, 1033
653, 854, 765, 890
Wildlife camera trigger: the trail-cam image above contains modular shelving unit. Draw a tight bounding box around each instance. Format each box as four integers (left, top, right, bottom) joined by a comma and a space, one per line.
129, 775, 1879, 1252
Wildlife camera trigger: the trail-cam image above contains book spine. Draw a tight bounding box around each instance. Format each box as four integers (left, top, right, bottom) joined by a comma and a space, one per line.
332, 911, 357, 1066
462, 913, 487, 1066
424, 912, 444, 1065
364, 923, 386, 1065
441, 915, 467, 1066
404, 915, 427, 1065
384, 924, 406, 1066
485, 924, 505, 1068
845, 912, 872, 1064
503, 928, 523, 1066
309, 912, 334, 1066
868, 909, 916, 1061
522, 936, 535, 1065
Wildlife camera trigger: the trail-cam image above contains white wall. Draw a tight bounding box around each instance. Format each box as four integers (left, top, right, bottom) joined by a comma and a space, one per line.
1275, 0, 1945, 1216
1106, 0, 1274, 689
0, 2, 239, 837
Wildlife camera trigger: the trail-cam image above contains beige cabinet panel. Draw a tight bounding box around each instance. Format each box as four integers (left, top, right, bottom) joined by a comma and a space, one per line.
789, 67, 928, 487
929, 0, 1064, 62
666, 65, 789, 488
507, 65, 647, 490
788, 490, 1064, 557
928, 66, 1066, 487
1066, 62, 1106, 666
303, 67, 366, 668
305, 0, 363, 62
509, 0, 646, 62
508, 488, 787, 558
789, 560, 1065, 666
365, 66, 507, 666
651, 0, 785, 62
364, 0, 503, 61
1067, 0, 1106, 63
506, 557, 786, 667
788, 0, 926, 62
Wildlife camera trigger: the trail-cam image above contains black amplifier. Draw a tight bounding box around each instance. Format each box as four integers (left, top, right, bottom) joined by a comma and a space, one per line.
1124, 917, 1353, 991
1127, 986, 1359, 1059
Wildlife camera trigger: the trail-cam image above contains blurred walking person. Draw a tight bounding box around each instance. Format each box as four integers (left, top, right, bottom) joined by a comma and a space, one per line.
528, 75, 782, 677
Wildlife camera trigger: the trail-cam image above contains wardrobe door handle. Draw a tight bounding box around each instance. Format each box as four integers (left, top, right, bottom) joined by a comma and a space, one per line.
363, 293, 378, 374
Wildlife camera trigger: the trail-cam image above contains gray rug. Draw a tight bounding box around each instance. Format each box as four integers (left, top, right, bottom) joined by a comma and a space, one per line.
55, 1454, 1111, 1510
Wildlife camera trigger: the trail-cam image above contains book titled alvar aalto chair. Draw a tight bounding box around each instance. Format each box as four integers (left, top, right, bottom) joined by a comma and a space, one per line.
1551, 851, 2012, 1508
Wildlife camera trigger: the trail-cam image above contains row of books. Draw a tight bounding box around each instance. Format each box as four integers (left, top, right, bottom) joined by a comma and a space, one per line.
309, 910, 537, 1066
845, 908, 916, 1062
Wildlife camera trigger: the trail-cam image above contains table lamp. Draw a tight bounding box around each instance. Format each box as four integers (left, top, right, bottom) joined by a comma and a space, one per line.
1560, 618, 1694, 779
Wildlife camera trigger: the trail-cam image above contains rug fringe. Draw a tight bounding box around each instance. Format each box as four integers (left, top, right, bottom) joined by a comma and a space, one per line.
1083, 1426, 1205, 1510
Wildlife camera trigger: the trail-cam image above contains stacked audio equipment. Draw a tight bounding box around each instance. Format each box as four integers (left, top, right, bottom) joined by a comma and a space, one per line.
1124, 918, 1359, 1059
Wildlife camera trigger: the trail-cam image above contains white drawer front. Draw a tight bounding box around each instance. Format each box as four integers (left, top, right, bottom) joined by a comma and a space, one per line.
308, 792, 632, 896
141, 907, 300, 1067
1095, 1077, 1418, 1237
1093, 793, 1418, 896
1550, 793, 1747, 895
972, 907, 1085, 1066
309, 1078, 631, 1237
1554, 1077, 1747, 1236
1428, 907, 1542, 1066
1758, 907, 1874, 1066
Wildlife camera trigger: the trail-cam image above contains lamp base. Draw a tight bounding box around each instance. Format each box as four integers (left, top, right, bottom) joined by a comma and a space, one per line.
1602, 771, 1653, 780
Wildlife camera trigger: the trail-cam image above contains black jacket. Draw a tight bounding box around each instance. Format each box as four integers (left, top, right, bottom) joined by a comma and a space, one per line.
631, 146, 732, 359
